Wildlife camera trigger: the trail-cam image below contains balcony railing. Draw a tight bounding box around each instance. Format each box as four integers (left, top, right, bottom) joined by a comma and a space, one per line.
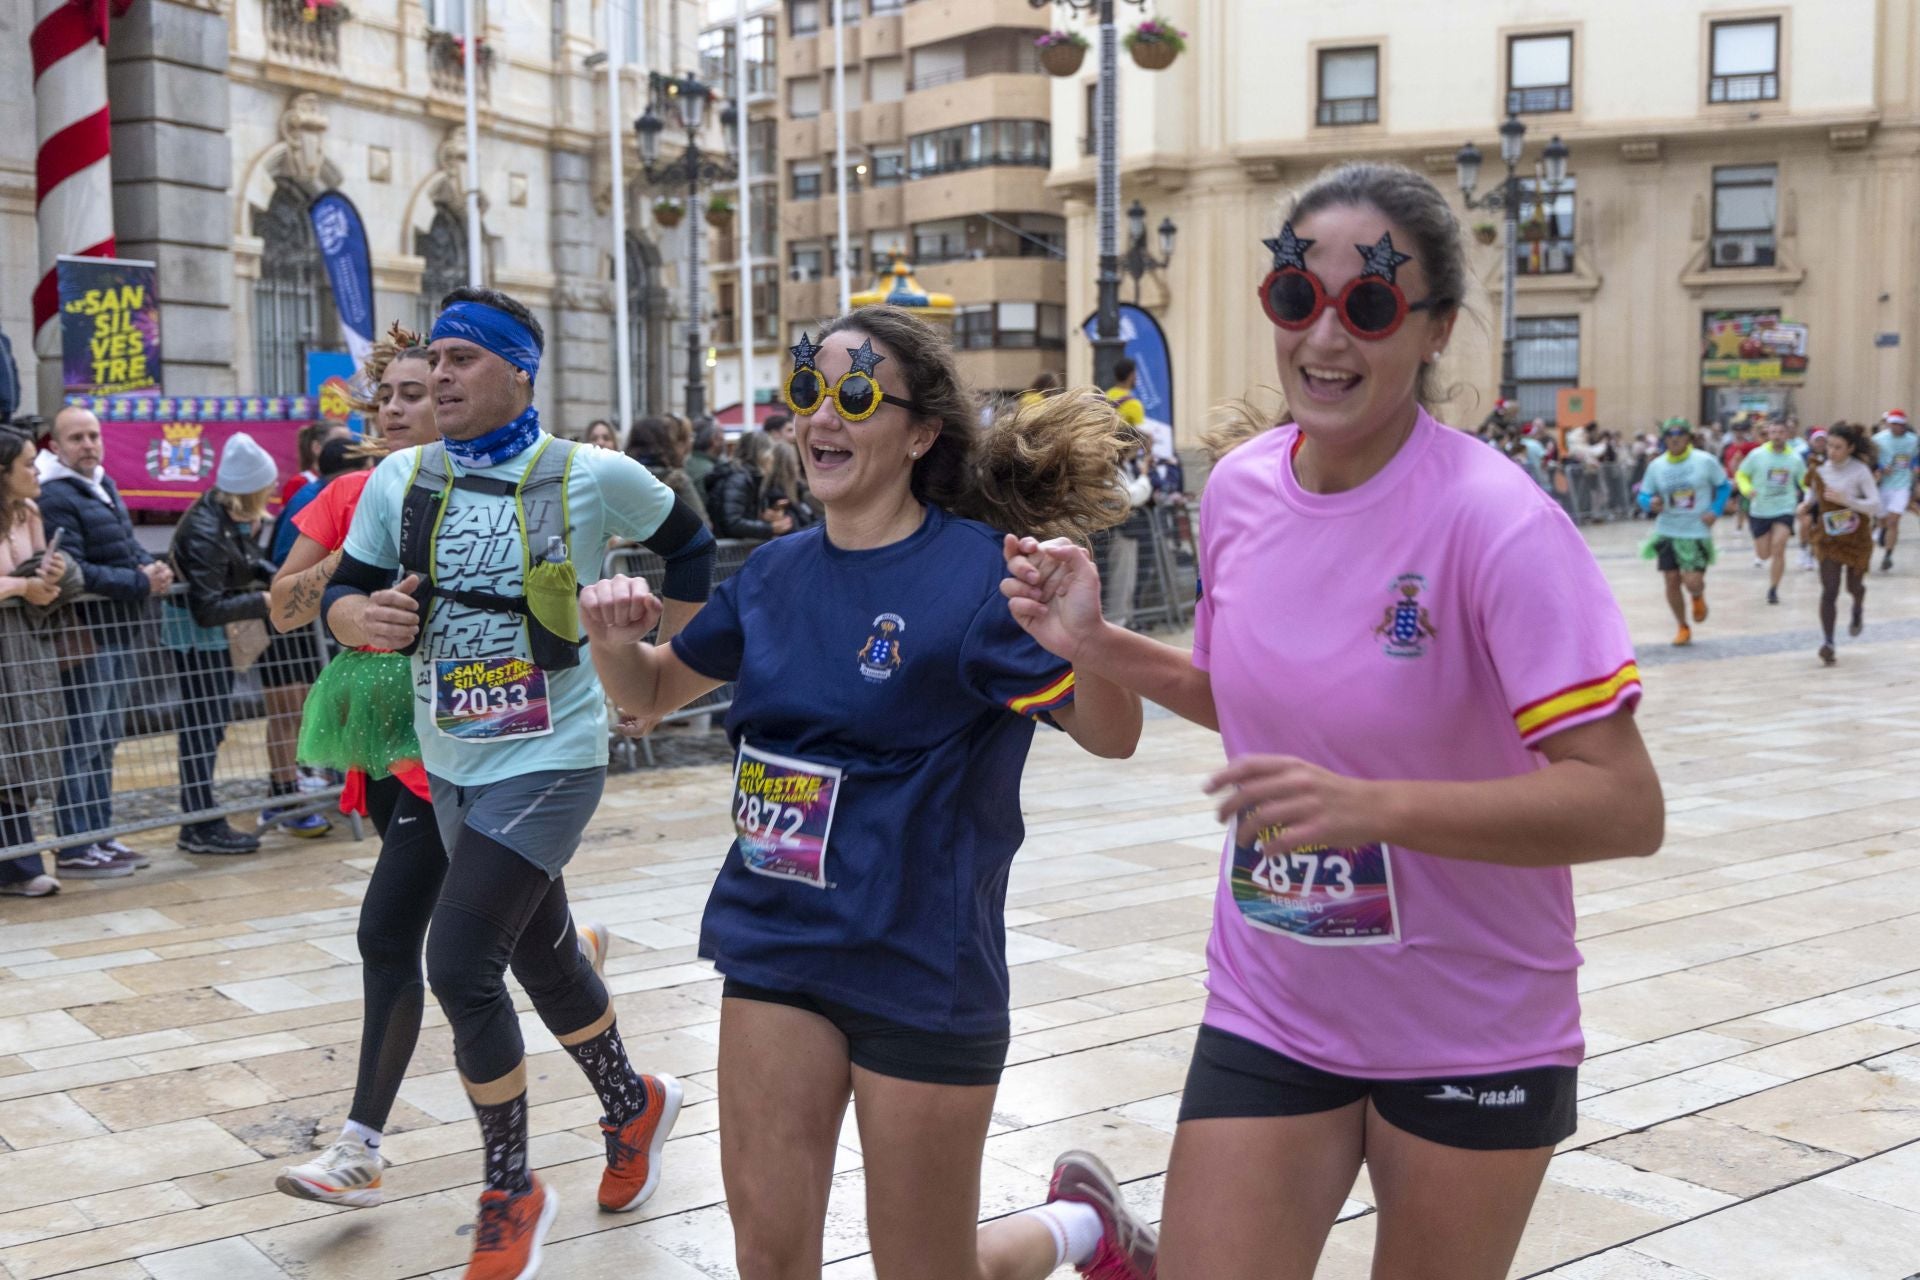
1709, 72, 1778, 103
1316, 96, 1379, 126
265, 0, 343, 66
1508, 84, 1572, 113
910, 66, 969, 91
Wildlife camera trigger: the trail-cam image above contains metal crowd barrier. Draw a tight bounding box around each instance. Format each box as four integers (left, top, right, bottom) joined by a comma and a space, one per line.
600, 538, 758, 770
0, 586, 343, 864
1548, 461, 1640, 525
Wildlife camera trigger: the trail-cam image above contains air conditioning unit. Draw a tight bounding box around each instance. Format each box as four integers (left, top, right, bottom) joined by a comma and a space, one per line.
1716, 238, 1760, 267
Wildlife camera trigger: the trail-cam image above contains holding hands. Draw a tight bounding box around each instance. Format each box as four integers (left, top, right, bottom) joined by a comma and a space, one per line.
1000, 534, 1107, 661
581, 574, 664, 648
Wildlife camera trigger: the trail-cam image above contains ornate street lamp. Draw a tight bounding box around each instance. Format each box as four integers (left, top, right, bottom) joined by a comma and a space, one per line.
1119, 199, 1176, 305
637, 71, 739, 419
1457, 114, 1567, 406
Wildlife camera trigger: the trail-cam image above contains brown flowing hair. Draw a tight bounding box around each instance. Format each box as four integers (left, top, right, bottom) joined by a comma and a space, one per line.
1204, 161, 1471, 462
347, 321, 431, 459
817, 306, 1133, 542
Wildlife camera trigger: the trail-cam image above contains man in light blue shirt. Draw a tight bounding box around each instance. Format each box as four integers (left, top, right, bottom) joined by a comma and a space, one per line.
1638, 418, 1730, 645
324, 287, 713, 1273
1736, 418, 1807, 605
1872, 410, 1918, 571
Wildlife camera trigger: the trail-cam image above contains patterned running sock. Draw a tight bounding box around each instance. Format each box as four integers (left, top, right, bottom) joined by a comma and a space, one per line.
472, 1092, 532, 1193
562, 1023, 649, 1126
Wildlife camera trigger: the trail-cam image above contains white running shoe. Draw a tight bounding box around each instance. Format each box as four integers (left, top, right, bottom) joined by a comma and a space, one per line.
275, 1134, 388, 1207
578, 920, 612, 978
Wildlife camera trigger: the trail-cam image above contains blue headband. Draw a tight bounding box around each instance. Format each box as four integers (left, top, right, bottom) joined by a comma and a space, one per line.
431, 301, 541, 385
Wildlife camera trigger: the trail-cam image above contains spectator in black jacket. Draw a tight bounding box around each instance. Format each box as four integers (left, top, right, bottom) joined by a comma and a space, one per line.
38, 406, 173, 868
709, 430, 799, 540
164, 433, 282, 856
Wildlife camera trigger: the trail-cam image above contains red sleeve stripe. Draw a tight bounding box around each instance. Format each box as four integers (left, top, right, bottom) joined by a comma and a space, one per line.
1008, 670, 1076, 716
1513, 661, 1642, 742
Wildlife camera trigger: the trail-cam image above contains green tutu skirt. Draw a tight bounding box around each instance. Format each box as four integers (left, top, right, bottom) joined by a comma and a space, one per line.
297, 650, 421, 779
1641, 534, 1718, 572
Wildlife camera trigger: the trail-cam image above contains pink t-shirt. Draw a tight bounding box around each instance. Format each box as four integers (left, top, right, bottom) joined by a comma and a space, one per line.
1192, 410, 1641, 1078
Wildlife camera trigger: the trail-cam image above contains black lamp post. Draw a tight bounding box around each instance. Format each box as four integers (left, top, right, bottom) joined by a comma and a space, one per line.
1457, 115, 1567, 407
1119, 199, 1176, 306
1030, 0, 1149, 389
637, 71, 739, 420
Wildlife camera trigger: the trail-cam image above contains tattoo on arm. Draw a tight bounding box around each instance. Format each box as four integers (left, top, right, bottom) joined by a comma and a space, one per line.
274, 549, 344, 630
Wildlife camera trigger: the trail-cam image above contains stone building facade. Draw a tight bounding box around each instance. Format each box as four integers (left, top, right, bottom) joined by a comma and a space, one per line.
5, 0, 718, 431
1050, 0, 1920, 443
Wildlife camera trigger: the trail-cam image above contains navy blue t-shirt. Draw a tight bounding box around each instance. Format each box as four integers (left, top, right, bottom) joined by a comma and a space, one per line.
670, 505, 1076, 1035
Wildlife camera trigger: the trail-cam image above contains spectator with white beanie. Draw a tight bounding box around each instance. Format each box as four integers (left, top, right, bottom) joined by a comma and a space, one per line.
163, 432, 282, 856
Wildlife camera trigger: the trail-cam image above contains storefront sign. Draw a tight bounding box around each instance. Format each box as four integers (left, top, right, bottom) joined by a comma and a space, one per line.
1701, 310, 1808, 386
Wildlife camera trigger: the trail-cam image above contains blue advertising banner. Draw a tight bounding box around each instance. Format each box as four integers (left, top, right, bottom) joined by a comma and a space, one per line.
308, 191, 375, 366
1082, 302, 1174, 443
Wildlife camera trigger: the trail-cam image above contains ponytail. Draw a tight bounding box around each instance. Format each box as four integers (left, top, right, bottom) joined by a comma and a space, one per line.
819, 306, 1134, 542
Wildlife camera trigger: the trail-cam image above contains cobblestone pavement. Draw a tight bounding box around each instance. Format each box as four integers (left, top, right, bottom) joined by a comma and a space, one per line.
2, 520, 1918, 1280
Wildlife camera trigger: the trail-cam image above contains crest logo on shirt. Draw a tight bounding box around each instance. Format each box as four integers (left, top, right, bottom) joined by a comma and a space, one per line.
857, 613, 906, 682
1374, 575, 1437, 659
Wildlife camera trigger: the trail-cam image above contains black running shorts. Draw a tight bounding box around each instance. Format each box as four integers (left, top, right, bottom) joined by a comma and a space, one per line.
1178, 1025, 1578, 1152
721, 977, 1009, 1087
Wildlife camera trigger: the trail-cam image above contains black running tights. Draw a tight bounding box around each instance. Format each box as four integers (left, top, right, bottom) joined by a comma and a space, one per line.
1818, 559, 1866, 644
424, 828, 609, 1088
347, 777, 446, 1131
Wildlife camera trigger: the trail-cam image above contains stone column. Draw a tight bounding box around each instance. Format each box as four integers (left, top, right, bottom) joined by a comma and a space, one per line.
549, 148, 613, 436
107, 0, 236, 396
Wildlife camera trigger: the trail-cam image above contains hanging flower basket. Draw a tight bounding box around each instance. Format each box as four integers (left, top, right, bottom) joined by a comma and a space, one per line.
1124, 19, 1186, 71
705, 195, 735, 230
653, 200, 685, 228
1472, 222, 1498, 246
1036, 31, 1088, 77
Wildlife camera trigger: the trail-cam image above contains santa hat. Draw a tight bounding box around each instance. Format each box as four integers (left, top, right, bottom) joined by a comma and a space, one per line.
1887, 410, 1910, 427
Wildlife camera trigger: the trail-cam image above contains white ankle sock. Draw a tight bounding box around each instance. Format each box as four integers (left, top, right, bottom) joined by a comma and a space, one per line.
1015, 1201, 1105, 1269
342, 1119, 382, 1152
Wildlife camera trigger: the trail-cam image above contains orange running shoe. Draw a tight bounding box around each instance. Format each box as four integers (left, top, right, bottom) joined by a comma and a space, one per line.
1673, 625, 1692, 647
598, 1072, 684, 1212
1691, 594, 1709, 623
463, 1179, 558, 1280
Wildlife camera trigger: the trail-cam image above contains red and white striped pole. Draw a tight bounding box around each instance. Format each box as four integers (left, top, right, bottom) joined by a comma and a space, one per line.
30, 0, 125, 364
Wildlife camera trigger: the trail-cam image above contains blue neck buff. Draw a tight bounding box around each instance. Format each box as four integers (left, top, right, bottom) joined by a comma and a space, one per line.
445, 404, 542, 467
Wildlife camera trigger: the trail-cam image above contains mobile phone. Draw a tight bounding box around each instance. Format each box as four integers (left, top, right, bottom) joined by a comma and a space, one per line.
44, 526, 63, 558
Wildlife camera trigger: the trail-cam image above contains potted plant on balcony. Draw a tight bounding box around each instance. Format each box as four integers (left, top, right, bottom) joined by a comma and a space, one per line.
1472, 221, 1498, 246
705, 194, 735, 230
653, 199, 685, 228
1124, 18, 1186, 71
1036, 30, 1088, 78
1519, 216, 1549, 243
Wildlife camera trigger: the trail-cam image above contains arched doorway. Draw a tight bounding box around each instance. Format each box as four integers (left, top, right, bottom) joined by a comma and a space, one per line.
252, 178, 338, 396
415, 204, 469, 330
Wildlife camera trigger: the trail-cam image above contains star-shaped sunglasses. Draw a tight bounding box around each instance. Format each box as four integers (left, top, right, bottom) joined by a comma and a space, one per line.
784, 335, 926, 422
1257, 225, 1436, 340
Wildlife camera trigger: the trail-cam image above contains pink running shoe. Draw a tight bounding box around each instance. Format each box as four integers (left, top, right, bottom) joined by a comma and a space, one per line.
1047, 1150, 1157, 1280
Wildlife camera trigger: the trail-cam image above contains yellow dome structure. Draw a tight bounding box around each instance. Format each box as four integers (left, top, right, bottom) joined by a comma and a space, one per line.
849, 256, 955, 321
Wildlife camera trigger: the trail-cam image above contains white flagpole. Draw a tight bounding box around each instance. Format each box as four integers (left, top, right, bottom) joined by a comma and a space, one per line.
606, 11, 632, 433
462, 0, 483, 285
735, 0, 754, 426
832, 0, 850, 312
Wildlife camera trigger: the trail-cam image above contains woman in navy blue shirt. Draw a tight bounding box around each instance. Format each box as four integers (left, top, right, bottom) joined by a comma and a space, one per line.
585, 307, 1159, 1280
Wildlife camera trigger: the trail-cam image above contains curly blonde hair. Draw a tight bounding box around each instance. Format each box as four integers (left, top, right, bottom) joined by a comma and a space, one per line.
348, 322, 429, 418
817, 307, 1132, 542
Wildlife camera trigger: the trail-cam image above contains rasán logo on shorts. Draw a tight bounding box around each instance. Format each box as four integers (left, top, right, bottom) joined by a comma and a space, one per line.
1427, 1084, 1529, 1108
1373, 574, 1437, 659
857, 613, 906, 683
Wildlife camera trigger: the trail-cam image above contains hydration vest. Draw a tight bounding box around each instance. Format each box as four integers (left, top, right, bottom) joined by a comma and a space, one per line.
395, 437, 584, 671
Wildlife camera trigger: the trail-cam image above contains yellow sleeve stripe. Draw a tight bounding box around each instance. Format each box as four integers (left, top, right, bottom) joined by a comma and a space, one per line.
1008, 670, 1077, 716
1513, 661, 1642, 741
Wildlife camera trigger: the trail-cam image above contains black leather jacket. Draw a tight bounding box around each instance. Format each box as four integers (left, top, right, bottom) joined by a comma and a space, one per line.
709, 462, 815, 540
168, 494, 273, 629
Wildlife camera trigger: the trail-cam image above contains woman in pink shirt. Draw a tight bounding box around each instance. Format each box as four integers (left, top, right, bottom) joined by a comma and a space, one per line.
1004, 161, 1664, 1279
